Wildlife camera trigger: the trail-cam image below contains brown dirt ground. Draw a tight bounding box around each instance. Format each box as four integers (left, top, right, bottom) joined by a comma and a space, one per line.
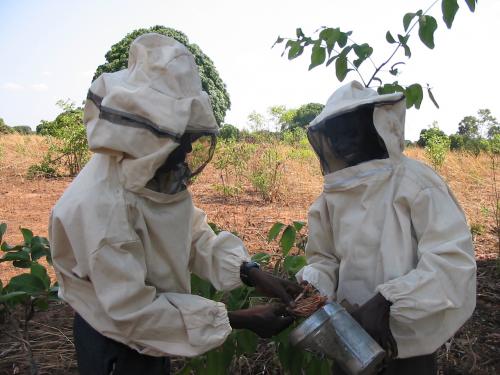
0, 134, 499, 374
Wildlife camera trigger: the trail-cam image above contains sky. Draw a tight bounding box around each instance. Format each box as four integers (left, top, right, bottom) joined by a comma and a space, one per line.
0, 0, 499, 141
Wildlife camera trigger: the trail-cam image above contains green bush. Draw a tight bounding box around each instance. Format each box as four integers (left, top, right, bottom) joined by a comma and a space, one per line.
31, 100, 90, 177
27, 155, 59, 179
425, 132, 450, 169
212, 140, 255, 197
218, 124, 240, 141
417, 126, 447, 148
0, 223, 58, 320
249, 146, 285, 202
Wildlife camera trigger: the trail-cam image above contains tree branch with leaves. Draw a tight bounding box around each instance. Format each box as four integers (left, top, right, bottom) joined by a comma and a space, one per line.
273, 0, 478, 110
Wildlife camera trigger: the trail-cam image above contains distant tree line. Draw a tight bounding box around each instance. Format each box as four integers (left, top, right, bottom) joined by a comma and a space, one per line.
0, 118, 33, 135
415, 109, 499, 155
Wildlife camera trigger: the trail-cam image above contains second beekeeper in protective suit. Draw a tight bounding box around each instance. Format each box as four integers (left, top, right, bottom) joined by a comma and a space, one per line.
49, 33, 300, 375
297, 81, 476, 375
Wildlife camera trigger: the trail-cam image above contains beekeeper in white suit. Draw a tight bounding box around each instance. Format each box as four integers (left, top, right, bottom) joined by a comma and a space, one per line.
297, 81, 476, 375
50, 33, 300, 375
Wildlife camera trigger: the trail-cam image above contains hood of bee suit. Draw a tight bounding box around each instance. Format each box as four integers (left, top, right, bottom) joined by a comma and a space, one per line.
83, 33, 219, 192
307, 80, 406, 174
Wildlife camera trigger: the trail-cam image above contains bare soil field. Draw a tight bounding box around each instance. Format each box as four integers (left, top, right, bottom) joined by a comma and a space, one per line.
0, 134, 498, 374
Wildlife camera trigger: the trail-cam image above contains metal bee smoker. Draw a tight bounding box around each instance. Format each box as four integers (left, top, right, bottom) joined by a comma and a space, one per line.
289, 301, 385, 375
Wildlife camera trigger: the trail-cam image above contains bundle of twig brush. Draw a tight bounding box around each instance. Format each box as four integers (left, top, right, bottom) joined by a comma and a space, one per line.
289, 284, 327, 318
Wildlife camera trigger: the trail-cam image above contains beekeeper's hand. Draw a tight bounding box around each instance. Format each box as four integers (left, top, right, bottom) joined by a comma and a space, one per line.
228, 304, 294, 338
246, 267, 303, 308
351, 293, 398, 359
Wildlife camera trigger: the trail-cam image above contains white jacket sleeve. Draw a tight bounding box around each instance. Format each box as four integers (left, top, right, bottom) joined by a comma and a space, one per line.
189, 207, 250, 291
296, 196, 340, 300
376, 186, 476, 358
89, 240, 232, 357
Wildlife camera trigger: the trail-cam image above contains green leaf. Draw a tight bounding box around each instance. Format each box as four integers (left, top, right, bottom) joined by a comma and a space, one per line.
283, 255, 307, 276
386, 31, 397, 44
251, 252, 271, 265
1, 242, 23, 252
353, 43, 373, 68
31, 263, 50, 289
292, 221, 306, 232
397, 34, 411, 57
296, 28, 304, 38
190, 274, 216, 299
286, 40, 304, 60
0, 291, 28, 303
235, 330, 258, 354
405, 84, 424, 109
326, 54, 339, 67
268, 222, 285, 242
377, 82, 405, 95
418, 15, 438, 49
251, 253, 271, 265
465, 0, 476, 12
20, 228, 33, 246
428, 87, 440, 108
403, 44, 411, 57
335, 55, 349, 82
6, 273, 46, 294
33, 297, 49, 311
208, 222, 221, 234
0, 223, 6, 242
403, 12, 417, 32
31, 237, 50, 261
13, 260, 32, 268
280, 226, 296, 256
319, 28, 341, 53
337, 31, 350, 48
309, 44, 326, 70
442, 0, 460, 29
0, 250, 30, 263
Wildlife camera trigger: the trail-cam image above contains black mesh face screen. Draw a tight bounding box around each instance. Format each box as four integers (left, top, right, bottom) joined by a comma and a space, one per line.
307, 105, 389, 174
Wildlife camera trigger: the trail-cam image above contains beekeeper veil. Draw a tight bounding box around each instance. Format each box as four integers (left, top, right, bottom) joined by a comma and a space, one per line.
84, 33, 219, 194
307, 81, 405, 175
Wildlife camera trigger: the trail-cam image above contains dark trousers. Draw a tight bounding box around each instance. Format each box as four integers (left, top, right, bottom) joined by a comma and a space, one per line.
333, 352, 437, 375
73, 313, 170, 375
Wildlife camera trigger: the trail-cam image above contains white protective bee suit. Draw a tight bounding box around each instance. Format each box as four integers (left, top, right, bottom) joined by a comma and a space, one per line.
49, 34, 249, 357
297, 81, 476, 358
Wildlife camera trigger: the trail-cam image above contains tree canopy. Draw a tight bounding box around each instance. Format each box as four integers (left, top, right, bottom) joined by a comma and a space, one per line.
93, 25, 231, 125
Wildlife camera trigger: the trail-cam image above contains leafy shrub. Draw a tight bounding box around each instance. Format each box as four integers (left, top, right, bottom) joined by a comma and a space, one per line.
425, 132, 450, 169
31, 100, 90, 177
417, 126, 447, 148
249, 145, 285, 202
212, 140, 255, 197
470, 222, 485, 237
218, 124, 240, 141
0, 223, 58, 320
27, 155, 59, 179
282, 128, 308, 146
